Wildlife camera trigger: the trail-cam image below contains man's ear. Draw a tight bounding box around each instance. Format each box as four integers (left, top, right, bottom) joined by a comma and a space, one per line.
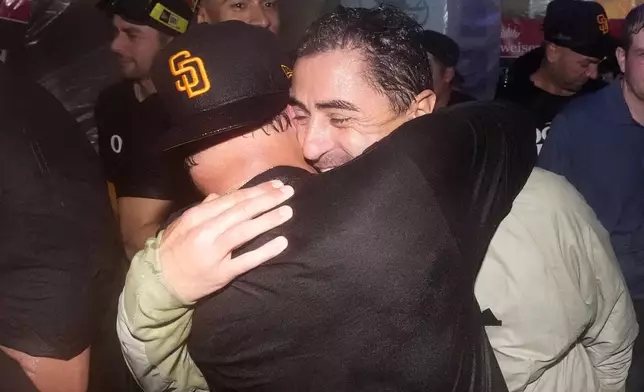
616, 46, 627, 74
444, 66, 456, 84
407, 89, 436, 119
544, 42, 560, 63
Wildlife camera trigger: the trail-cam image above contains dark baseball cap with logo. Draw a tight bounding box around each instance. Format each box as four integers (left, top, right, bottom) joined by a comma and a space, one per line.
97, 0, 195, 36
418, 30, 465, 84
543, 0, 616, 59
151, 21, 292, 153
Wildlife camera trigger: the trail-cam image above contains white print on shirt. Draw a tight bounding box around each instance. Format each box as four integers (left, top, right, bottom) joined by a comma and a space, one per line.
536, 122, 551, 155
110, 134, 123, 154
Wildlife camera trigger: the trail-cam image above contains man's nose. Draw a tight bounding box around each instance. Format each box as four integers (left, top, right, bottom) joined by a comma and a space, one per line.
299, 121, 333, 163
248, 5, 270, 29
110, 33, 126, 54
587, 64, 599, 80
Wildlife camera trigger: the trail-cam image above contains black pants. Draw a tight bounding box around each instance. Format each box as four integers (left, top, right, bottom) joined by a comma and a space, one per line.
627, 299, 644, 392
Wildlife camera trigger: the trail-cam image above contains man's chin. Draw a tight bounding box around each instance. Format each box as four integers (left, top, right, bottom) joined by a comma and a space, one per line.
119, 64, 141, 79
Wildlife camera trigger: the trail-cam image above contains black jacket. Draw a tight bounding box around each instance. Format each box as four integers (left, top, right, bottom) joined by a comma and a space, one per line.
188, 102, 536, 391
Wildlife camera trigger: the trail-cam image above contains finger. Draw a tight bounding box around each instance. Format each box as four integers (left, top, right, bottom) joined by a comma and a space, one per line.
193, 204, 293, 258
222, 236, 289, 280
178, 181, 286, 232
194, 186, 294, 241
220, 205, 293, 249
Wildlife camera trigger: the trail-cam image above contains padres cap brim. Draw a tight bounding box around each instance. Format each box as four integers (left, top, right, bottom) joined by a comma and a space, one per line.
159, 91, 290, 153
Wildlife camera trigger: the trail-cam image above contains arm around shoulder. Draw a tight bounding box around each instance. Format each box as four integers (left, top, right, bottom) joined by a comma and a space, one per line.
117, 233, 208, 392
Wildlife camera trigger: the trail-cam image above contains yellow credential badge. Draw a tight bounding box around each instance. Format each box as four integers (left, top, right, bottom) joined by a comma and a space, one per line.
149, 3, 189, 34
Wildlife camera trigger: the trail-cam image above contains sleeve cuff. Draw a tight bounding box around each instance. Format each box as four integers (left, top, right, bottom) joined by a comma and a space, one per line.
122, 231, 193, 326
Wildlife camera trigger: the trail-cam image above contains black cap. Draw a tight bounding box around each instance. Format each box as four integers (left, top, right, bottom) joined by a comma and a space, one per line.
418, 30, 460, 67
97, 0, 195, 36
151, 21, 292, 152
543, 0, 616, 59
418, 30, 465, 84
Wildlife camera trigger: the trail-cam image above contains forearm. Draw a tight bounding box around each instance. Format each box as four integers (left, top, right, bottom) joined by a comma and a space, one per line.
117, 197, 173, 259
118, 233, 208, 392
0, 345, 90, 392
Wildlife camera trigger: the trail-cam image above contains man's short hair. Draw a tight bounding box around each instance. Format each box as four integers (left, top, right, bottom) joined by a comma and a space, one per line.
622, 4, 644, 51
297, 5, 431, 114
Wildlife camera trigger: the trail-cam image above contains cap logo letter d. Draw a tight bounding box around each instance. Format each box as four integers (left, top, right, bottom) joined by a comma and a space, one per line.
597, 14, 609, 35
169, 50, 211, 98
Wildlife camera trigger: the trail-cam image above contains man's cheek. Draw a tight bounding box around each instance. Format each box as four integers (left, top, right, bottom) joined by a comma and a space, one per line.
341, 131, 372, 157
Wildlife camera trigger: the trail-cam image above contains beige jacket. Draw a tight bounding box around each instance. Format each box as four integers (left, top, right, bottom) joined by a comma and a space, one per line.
117, 168, 639, 392
476, 168, 638, 392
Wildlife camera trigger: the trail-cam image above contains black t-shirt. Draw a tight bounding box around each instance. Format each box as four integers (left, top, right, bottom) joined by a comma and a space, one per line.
0, 64, 126, 361
496, 48, 606, 154
187, 103, 535, 392
95, 81, 197, 204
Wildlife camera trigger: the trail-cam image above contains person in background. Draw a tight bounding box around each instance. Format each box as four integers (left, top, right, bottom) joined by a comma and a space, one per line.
419, 30, 475, 108
0, 59, 127, 391
95, 0, 283, 259
195, 0, 279, 33
95, 0, 199, 259
539, 5, 644, 391
497, 0, 613, 154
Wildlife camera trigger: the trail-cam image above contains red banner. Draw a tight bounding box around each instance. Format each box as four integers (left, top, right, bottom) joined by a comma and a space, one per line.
501, 18, 625, 59
500, 18, 542, 58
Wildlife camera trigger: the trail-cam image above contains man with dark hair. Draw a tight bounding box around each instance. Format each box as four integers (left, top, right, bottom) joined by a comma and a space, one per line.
117, 12, 535, 392
497, 0, 613, 154
95, 0, 198, 259
294, 7, 637, 391
539, 4, 644, 391
292, 6, 436, 170
419, 30, 475, 108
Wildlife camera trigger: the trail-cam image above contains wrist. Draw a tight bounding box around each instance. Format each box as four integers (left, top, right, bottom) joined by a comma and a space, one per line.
155, 231, 197, 307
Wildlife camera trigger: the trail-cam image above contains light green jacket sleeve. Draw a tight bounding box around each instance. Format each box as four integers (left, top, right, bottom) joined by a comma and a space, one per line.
116, 232, 209, 392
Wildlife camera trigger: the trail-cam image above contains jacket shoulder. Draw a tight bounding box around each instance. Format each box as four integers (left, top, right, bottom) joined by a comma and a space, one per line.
514, 168, 597, 220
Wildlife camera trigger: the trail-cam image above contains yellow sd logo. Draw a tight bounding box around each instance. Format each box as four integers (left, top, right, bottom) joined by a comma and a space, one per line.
597, 15, 609, 35
169, 50, 211, 98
